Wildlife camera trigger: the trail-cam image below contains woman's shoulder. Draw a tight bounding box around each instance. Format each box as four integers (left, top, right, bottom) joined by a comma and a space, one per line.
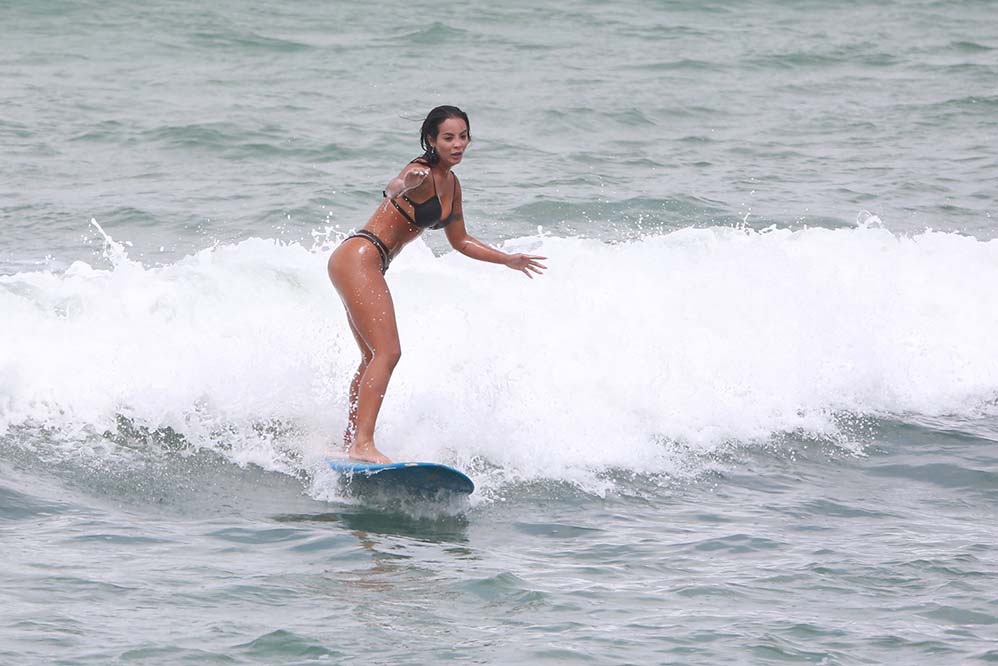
398, 157, 431, 177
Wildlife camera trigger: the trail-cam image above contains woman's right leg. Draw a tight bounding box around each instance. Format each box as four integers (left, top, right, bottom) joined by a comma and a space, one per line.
328, 241, 400, 463
343, 315, 372, 450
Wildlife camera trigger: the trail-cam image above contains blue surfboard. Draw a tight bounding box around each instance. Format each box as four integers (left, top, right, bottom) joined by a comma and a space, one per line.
326, 459, 475, 495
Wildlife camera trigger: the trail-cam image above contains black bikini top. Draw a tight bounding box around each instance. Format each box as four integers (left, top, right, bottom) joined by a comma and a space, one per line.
384, 159, 457, 230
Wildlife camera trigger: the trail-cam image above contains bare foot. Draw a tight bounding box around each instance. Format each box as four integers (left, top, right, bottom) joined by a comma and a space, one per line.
347, 439, 392, 464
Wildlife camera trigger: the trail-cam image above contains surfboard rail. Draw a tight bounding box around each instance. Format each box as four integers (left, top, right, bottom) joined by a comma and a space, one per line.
326, 459, 475, 495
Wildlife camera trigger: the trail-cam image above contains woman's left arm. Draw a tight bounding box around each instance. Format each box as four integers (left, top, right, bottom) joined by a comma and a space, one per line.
444, 177, 547, 279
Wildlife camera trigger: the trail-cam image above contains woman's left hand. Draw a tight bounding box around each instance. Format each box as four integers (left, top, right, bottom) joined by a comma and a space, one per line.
505, 253, 548, 279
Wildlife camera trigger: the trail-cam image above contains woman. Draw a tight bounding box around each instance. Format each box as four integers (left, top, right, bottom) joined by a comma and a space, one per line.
327, 105, 547, 464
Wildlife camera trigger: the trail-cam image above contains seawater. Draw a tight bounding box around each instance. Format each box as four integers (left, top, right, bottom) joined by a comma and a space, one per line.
2, 0, 998, 664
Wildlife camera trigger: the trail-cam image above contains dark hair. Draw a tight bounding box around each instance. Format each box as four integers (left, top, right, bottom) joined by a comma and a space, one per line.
419, 105, 471, 165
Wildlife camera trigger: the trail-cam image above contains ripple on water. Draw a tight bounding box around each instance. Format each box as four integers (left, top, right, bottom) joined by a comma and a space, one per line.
0, 485, 71, 521
458, 572, 549, 607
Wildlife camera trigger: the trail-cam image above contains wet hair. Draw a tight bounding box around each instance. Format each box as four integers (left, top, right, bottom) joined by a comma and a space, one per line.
419, 105, 471, 165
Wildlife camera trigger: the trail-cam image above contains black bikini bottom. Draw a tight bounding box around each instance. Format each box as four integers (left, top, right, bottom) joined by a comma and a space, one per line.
346, 229, 391, 274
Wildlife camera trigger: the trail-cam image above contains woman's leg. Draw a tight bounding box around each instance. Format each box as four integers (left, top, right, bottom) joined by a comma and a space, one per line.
328, 242, 400, 463
343, 314, 372, 449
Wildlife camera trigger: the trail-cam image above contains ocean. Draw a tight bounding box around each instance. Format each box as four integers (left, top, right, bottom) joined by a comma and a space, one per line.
2, 0, 997, 663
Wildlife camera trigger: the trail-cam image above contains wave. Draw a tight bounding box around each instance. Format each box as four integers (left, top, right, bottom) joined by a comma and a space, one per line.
2, 220, 998, 496
189, 31, 314, 53
135, 123, 356, 161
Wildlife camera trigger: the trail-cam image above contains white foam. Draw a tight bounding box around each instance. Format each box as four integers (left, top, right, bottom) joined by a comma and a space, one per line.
3, 223, 998, 495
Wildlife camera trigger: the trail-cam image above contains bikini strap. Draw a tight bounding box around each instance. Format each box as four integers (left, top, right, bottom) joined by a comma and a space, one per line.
431, 168, 439, 198
386, 196, 416, 225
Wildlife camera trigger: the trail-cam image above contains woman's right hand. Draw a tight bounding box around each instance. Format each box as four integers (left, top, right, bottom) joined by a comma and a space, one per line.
402, 167, 430, 192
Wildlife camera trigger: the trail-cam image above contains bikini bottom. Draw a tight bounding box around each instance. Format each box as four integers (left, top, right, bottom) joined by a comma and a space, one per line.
346, 229, 391, 274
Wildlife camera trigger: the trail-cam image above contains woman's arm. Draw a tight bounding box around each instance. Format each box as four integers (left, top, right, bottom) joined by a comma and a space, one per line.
384, 163, 432, 199
444, 177, 547, 278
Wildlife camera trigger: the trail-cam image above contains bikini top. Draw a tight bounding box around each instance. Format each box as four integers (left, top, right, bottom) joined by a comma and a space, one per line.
383, 159, 457, 230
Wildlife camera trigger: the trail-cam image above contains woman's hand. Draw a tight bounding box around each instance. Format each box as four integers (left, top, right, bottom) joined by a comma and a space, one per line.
504, 253, 547, 279
384, 167, 431, 199
402, 167, 430, 192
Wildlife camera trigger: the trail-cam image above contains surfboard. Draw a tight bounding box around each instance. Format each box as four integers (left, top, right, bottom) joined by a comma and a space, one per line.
326, 459, 475, 495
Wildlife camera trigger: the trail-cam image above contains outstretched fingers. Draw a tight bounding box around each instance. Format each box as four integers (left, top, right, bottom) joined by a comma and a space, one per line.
522, 254, 547, 278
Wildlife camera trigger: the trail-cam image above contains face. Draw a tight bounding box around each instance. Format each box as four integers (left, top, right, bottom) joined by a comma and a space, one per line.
429, 117, 470, 167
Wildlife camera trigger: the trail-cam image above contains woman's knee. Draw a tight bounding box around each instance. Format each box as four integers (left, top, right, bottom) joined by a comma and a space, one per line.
376, 345, 402, 369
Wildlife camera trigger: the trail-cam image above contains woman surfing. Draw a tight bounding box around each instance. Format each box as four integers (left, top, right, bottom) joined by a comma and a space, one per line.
327, 105, 547, 463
